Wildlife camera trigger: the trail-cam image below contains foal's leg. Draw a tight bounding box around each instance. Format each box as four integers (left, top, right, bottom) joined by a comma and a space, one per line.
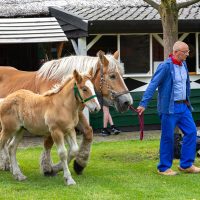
51, 130, 80, 174
51, 128, 76, 186
51, 112, 93, 175
0, 125, 10, 171
40, 136, 55, 176
0, 129, 13, 170
73, 112, 93, 175
0, 143, 10, 171
8, 130, 26, 181
66, 130, 79, 164
1, 137, 20, 171
0, 142, 10, 171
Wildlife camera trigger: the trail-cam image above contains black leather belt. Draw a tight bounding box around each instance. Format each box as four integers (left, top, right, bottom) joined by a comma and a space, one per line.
175, 100, 187, 104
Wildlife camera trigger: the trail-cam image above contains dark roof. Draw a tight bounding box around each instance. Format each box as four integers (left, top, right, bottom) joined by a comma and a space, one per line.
0, 0, 68, 17
0, 0, 200, 19
49, 3, 200, 38
1, 0, 199, 39
0, 0, 147, 17
62, 4, 200, 20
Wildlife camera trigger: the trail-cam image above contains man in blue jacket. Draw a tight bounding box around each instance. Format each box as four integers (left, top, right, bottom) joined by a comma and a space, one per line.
137, 41, 200, 175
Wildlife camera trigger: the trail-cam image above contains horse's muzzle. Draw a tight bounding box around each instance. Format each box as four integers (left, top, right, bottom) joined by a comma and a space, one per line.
114, 93, 133, 113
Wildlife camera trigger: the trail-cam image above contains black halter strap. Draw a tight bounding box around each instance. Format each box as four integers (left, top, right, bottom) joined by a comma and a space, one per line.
98, 57, 130, 105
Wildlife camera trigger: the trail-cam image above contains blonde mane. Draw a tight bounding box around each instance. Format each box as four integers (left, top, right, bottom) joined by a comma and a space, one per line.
42, 75, 73, 96
42, 71, 92, 97
37, 54, 124, 81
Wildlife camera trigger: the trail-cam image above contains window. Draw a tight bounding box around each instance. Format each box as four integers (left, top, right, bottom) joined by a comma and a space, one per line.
198, 33, 200, 74
0, 44, 38, 71
152, 33, 200, 75
152, 35, 164, 73
120, 35, 150, 75
87, 35, 117, 56
183, 33, 196, 73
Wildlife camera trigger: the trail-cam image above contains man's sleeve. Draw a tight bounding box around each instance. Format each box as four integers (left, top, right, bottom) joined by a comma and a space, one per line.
139, 63, 167, 108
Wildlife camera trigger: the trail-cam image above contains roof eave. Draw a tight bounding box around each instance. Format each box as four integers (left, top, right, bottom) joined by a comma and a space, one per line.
49, 6, 88, 31
88, 19, 200, 34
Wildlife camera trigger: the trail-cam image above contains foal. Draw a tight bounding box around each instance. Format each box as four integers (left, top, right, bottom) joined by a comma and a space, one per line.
0, 69, 100, 185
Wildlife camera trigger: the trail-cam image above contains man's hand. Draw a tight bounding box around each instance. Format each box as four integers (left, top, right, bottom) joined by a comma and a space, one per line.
137, 106, 145, 115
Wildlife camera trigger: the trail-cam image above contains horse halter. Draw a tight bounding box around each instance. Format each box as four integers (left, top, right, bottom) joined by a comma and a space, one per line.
74, 83, 97, 104
98, 57, 130, 101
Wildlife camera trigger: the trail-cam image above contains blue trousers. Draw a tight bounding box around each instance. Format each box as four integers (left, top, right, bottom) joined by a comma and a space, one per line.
157, 103, 197, 172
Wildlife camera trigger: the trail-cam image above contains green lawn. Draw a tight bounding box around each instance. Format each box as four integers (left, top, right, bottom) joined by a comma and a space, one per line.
0, 139, 200, 200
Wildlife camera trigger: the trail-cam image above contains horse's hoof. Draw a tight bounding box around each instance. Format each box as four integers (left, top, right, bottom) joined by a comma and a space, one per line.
43, 170, 57, 177
4, 163, 11, 171
65, 178, 76, 186
73, 160, 84, 175
0, 163, 10, 171
15, 174, 27, 181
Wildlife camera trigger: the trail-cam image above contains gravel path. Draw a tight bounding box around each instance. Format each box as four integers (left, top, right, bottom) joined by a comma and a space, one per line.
19, 126, 200, 148
18, 130, 161, 148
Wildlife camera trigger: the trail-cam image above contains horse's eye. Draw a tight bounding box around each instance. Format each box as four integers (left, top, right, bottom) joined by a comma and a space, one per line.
110, 74, 116, 79
82, 87, 87, 92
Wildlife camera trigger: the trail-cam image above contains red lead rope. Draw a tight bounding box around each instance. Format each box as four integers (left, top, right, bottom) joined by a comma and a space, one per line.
129, 105, 144, 140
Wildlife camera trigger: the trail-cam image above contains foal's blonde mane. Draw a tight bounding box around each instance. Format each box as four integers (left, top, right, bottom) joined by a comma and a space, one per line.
37, 54, 124, 81
42, 72, 91, 97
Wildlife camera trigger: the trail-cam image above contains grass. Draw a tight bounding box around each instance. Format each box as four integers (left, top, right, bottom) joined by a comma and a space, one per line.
0, 139, 200, 200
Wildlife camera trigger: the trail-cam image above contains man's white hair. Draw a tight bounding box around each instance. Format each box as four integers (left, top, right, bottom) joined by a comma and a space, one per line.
173, 41, 188, 51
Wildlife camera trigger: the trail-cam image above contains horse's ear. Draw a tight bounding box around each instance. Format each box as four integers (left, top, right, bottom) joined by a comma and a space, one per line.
97, 50, 109, 66
88, 68, 93, 77
73, 69, 82, 84
96, 50, 105, 57
113, 50, 119, 60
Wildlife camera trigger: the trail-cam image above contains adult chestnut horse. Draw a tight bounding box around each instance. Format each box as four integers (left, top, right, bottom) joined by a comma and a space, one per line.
0, 50, 133, 175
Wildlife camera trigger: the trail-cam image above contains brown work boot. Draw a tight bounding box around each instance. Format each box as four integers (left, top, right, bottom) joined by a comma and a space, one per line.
158, 168, 178, 176
178, 165, 200, 173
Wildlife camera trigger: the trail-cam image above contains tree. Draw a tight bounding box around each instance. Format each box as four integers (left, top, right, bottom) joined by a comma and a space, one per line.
143, 0, 200, 134
143, 0, 200, 58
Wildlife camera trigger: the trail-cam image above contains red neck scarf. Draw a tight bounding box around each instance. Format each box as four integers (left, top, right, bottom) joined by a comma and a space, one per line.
169, 54, 182, 66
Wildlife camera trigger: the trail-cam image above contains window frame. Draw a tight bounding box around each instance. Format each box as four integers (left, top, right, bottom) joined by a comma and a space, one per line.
88, 32, 200, 77
118, 33, 153, 78
196, 33, 200, 74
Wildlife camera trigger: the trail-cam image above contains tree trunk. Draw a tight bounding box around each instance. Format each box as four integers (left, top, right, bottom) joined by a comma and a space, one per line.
159, 1, 178, 59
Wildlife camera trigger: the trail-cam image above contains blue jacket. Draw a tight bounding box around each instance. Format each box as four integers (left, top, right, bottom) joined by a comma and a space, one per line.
139, 58, 192, 114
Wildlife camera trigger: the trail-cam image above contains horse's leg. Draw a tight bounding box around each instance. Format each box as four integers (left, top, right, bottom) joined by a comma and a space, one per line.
51, 128, 76, 186
50, 131, 79, 174
51, 112, 93, 175
66, 130, 79, 164
0, 142, 10, 171
8, 130, 26, 181
2, 142, 10, 170
0, 147, 8, 170
40, 135, 56, 176
0, 124, 10, 171
73, 112, 93, 175
0, 129, 12, 171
